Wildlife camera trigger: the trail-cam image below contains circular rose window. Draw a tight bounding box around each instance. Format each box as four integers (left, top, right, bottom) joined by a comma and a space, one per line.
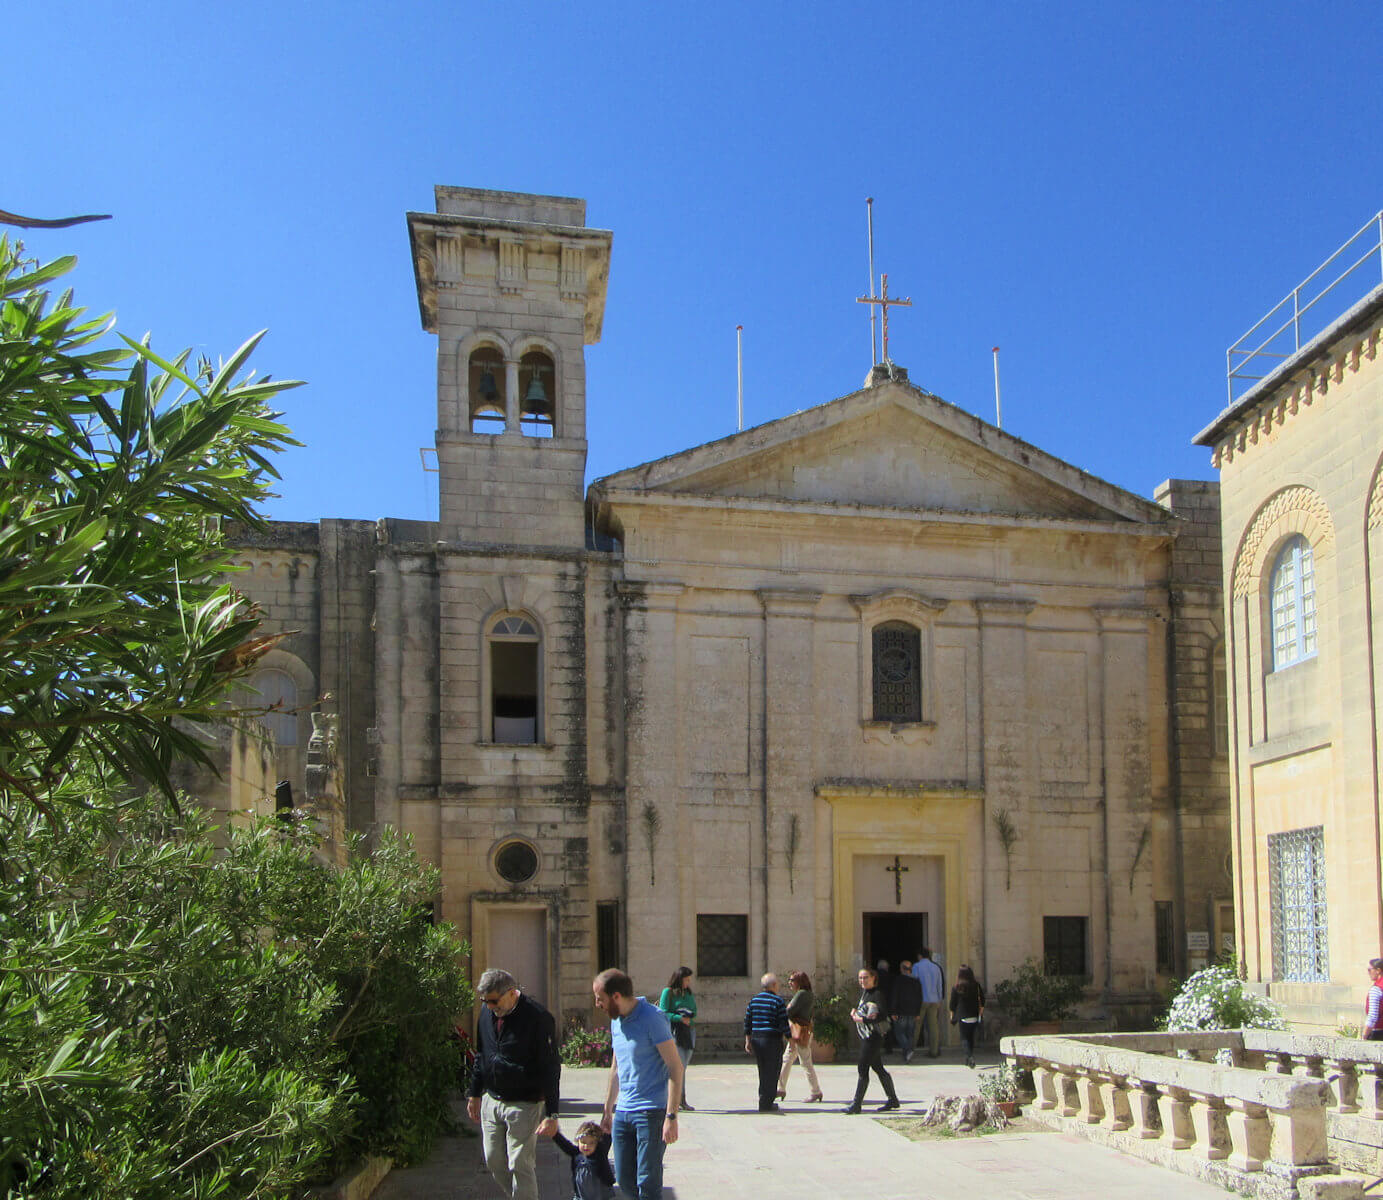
495, 840, 539, 884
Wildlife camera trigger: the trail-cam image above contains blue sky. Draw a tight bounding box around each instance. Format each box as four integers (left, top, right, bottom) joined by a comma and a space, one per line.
12, 2, 1383, 523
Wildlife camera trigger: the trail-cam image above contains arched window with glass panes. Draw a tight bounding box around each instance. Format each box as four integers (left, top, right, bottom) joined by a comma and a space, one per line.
251, 668, 298, 747
871, 621, 922, 723
489, 615, 540, 743
1270, 535, 1317, 670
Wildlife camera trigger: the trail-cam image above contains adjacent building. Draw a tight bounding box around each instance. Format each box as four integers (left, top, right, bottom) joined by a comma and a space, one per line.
1195, 218, 1383, 1030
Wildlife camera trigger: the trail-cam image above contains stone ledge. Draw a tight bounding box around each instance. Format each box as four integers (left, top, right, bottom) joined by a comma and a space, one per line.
309, 1155, 392, 1200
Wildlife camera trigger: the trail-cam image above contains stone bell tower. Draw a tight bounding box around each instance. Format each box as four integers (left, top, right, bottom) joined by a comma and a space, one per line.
407, 187, 612, 546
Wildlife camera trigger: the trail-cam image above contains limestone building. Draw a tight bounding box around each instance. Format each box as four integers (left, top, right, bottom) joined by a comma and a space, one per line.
1195, 226, 1383, 1031
218, 186, 1228, 1030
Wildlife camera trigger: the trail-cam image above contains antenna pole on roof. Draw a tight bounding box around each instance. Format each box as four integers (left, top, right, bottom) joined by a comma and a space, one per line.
992, 346, 1002, 428
866, 198, 878, 366
736, 325, 744, 432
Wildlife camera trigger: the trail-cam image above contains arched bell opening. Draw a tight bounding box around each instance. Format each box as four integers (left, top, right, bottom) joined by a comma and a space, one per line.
468, 347, 506, 434
518, 350, 555, 438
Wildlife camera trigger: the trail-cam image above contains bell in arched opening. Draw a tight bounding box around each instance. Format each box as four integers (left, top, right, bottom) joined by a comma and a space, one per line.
518, 351, 555, 437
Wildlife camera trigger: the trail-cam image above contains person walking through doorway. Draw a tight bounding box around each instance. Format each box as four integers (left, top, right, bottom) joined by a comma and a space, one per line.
843, 967, 900, 1114
912, 948, 946, 1057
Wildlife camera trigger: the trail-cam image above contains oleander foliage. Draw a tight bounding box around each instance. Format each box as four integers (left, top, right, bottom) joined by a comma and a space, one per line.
0, 244, 471, 1197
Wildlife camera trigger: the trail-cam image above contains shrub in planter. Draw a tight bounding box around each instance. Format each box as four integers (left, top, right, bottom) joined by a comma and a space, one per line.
977, 1062, 1019, 1103
809, 985, 854, 1054
993, 957, 1084, 1026
1161, 965, 1284, 1032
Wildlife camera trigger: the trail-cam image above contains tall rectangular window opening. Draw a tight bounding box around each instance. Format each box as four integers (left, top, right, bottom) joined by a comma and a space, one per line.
1154, 901, 1175, 974
1043, 915, 1088, 977
696, 914, 748, 977
1268, 825, 1328, 981
596, 901, 621, 972
872, 622, 922, 723
489, 614, 540, 744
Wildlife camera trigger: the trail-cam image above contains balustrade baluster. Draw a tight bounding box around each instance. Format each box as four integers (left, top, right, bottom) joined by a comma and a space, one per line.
1058, 1067, 1081, 1118
1355, 1065, 1383, 1120
1325, 1058, 1359, 1113
1164, 1086, 1194, 1150
1096, 1073, 1132, 1131
1033, 1062, 1059, 1110
1224, 1097, 1269, 1172
1188, 1093, 1230, 1160
1077, 1071, 1105, 1123
1129, 1082, 1163, 1140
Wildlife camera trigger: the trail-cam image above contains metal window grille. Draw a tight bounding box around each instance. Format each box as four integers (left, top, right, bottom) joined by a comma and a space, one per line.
1043, 915, 1088, 977
596, 901, 621, 972
872, 622, 921, 723
1269, 826, 1328, 982
1154, 901, 1175, 974
1271, 537, 1317, 669
696, 913, 748, 978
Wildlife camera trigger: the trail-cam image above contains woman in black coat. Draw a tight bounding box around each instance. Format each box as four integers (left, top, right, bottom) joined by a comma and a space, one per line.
843, 967, 900, 1114
948, 963, 985, 1068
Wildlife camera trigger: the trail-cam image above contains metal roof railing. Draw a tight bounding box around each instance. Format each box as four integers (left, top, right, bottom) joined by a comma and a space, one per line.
1226, 209, 1383, 404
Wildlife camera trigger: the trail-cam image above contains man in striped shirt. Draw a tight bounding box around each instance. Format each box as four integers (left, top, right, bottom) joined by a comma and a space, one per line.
743, 974, 790, 1112
1365, 958, 1383, 1040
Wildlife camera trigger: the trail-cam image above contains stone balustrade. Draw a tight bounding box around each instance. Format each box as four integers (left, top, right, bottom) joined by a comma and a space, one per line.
1002, 1030, 1383, 1199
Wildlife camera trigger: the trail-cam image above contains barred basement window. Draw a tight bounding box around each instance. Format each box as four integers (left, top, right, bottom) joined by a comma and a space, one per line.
696, 913, 748, 978
1043, 915, 1088, 977
1269, 825, 1328, 982
1155, 901, 1175, 974
872, 621, 921, 723
596, 901, 621, 972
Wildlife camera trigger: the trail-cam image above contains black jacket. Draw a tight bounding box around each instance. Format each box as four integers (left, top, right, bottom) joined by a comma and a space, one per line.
468, 992, 561, 1116
890, 971, 922, 1017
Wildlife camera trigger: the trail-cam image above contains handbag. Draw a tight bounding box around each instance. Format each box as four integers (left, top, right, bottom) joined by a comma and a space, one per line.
672, 1019, 693, 1050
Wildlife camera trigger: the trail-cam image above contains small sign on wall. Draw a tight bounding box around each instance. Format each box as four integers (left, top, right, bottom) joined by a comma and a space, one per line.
1187, 931, 1210, 953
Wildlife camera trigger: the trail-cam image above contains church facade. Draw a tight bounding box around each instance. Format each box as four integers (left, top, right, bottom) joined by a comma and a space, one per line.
217, 186, 1229, 1030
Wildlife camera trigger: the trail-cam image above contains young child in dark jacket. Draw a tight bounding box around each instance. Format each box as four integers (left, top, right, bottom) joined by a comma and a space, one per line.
551, 1120, 614, 1200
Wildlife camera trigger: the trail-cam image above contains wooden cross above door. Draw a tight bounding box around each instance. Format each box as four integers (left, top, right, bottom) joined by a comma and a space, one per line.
884, 855, 909, 906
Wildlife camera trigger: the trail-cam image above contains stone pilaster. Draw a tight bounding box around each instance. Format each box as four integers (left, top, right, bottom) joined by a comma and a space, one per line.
758, 588, 822, 974
1096, 605, 1160, 994
976, 596, 1035, 981
618, 580, 685, 985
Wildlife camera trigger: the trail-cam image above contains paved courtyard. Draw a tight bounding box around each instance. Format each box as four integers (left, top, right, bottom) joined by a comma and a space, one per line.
375, 1048, 1238, 1200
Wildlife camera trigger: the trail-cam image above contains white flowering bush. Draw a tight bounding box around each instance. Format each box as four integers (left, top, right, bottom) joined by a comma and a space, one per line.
1162, 966, 1285, 1032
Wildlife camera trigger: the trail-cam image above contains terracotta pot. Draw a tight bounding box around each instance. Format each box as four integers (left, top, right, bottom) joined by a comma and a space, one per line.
811, 1039, 837, 1063
995, 1099, 1019, 1118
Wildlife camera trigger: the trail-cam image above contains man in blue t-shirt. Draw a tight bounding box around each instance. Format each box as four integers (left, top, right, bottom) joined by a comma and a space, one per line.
593, 968, 683, 1199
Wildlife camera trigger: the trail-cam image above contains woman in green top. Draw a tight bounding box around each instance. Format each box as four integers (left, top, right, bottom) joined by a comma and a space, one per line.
657, 966, 697, 1111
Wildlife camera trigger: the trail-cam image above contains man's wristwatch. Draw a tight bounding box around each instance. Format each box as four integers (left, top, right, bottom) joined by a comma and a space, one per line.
665, 1112, 677, 1120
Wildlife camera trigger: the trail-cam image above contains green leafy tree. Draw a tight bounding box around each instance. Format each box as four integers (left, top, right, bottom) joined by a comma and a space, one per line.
0, 239, 300, 817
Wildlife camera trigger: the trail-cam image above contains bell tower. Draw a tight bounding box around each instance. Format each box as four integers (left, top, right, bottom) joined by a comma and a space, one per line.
407, 187, 612, 545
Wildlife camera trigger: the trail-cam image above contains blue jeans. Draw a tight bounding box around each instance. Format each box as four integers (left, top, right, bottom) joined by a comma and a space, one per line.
893, 1015, 916, 1054
611, 1108, 665, 1199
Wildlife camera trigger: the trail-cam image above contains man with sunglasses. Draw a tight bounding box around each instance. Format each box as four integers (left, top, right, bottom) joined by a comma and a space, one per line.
466, 968, 561, 1200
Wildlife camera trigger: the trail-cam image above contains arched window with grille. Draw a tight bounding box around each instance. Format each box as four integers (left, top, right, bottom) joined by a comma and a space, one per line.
468, 347, 506, 434
1270, 535, 1317, 670
251, 668, 298, 746
871, 621, 922, 723
489, 614, 540, 743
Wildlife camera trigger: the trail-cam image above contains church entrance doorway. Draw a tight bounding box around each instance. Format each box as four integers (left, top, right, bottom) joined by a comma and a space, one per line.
864, 911, 928, 972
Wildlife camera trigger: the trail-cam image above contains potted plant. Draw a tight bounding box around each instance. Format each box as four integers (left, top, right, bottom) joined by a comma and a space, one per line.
993, 956, 1083, 1032
809, 986, 853, 1063
978, 1062, 1020, 1118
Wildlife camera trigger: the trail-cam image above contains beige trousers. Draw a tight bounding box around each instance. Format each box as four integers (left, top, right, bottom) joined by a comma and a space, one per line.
480, 1093, 543, 1200
777, 1037, 822, 1098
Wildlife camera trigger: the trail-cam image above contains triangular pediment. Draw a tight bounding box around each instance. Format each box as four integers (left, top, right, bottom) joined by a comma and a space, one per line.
593, 379, 1168, 526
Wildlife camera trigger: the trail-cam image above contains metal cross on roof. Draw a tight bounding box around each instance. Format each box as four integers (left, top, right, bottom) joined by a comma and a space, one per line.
857, 272, 912, 365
